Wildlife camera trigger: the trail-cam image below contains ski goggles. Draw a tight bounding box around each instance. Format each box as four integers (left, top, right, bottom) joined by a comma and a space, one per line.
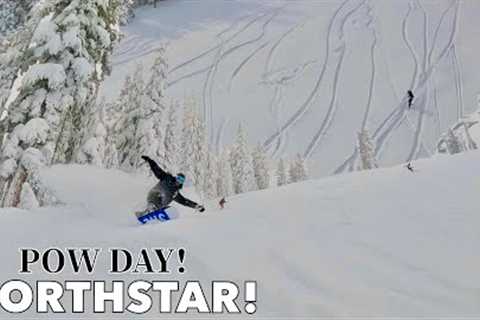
176, 175, 186, 184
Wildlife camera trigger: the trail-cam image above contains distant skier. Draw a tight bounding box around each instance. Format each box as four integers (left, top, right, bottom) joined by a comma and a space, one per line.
406, 162, 414, 173
219, 197, 227, 210
407, 90, 414, 108
141, 155, 205, 213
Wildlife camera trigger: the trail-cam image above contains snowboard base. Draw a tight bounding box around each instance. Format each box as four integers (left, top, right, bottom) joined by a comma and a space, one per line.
136, 207, 171, 224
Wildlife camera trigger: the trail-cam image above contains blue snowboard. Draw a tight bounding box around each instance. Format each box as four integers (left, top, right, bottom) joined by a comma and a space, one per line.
136, 207, 171, 224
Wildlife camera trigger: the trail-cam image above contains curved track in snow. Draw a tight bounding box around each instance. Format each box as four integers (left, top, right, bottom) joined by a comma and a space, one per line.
203, 8, 285, 144
263, 0, 365, 153
169, 11, 270, 75
334, 0, 461, 173
108, 0, 472, 178
304, 0, 368, 159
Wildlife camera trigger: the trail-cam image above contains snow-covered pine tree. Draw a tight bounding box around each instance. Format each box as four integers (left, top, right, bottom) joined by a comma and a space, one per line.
118, 0, 135, 25
276, 158, 288, 186
144, 47, 168, 162
101, 100, 120, 169
0, 0, 37, 39
252, 144, 270, 190
357, 129, 377, 170
114, 67, 142, 170
0, 119, 57, 207
0, 0, 119, 207
216, 149, 234, 198
163, 100, 180, 172
76, 99, 108, 166
230, 123, 255, 194
0, 11, 42, 129
289, 154, 308, 183
0, 2, 17, 38
115, 64, 164, 171
462, 122, 478, 151
203, 151, 218, 200
180, 96, 206, 190
444, 129, 463, 154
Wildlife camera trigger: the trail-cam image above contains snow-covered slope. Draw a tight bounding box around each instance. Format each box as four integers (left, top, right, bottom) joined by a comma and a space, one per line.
101, 0, 480, 177
0, 151, 479, 317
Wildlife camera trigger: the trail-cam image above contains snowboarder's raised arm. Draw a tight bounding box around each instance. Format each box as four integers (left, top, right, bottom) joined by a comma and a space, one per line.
174, 193, 205, 212
142, 156, 169, 180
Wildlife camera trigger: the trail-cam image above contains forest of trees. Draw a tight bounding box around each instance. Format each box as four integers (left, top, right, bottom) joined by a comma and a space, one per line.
8, 0, 472, 210
96, 49, 310, 202
0, 0, 309, 209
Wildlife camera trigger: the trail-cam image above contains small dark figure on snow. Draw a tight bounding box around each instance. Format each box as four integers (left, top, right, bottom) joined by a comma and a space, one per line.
406, 162, 414, 173
219, 197, 227, 210
407, 90, 414, 108
141, 156, 205, 213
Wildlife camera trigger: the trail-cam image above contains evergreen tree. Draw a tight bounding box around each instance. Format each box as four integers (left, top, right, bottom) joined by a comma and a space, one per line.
180, 96, 206, 190
230, 123, 255, 194
203, 151, 218, 200
276, 158, 288, 186
445, 129, 463, 154
357, 129, 377, 170
0, 0, 119, 207
461, 122, 477, 151
216, 149, 233, 198
77, 115, 107, 166
252, 144, 270, 190
0, 0, 37, 39
145, 48, 169, 162
115, 64, 164, 171
289, 154, 308, 183
118, 0, 135, 25
102, 100, 120, 169
145, 47, 168, 113
163, 100, 180, 172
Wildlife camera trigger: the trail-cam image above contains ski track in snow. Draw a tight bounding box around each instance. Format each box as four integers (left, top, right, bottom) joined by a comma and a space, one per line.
361, 23, 377, 131
263, 0, 363, 152
304, 47, 347, 159
113, 36, 163, 66
451, 44, 465, 118
334, 0, 461, 173
260, 18, 312, 157
409, 0, 460, 161
204, 8, 284, 145
407, 0, 430, 161
108, 0, 469, 177
167, 11, 276, 89
264, 19, 310, 77
169, 11, 269, 76
431, 74, 442, 137
304, 0, 367, 159
374, 0, 428, 161
203, 44, 223, 145
228, 41, 270, 90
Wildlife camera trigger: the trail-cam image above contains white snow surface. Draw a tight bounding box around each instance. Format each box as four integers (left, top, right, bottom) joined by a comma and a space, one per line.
101, 0, 480, 177
0, 151, 479, 317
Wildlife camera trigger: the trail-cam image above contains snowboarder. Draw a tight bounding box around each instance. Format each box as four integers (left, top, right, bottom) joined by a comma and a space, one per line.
219, 197, 227, 210
407, 90, 414, 108
406, 162, 414, 173
141, 155, 205, 213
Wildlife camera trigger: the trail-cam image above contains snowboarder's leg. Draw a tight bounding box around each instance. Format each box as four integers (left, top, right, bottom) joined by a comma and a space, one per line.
136, 188, 163, 218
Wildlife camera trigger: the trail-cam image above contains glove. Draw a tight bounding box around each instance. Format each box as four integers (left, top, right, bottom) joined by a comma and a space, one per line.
141, 155, 151, 162
196, 205, 205, 213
